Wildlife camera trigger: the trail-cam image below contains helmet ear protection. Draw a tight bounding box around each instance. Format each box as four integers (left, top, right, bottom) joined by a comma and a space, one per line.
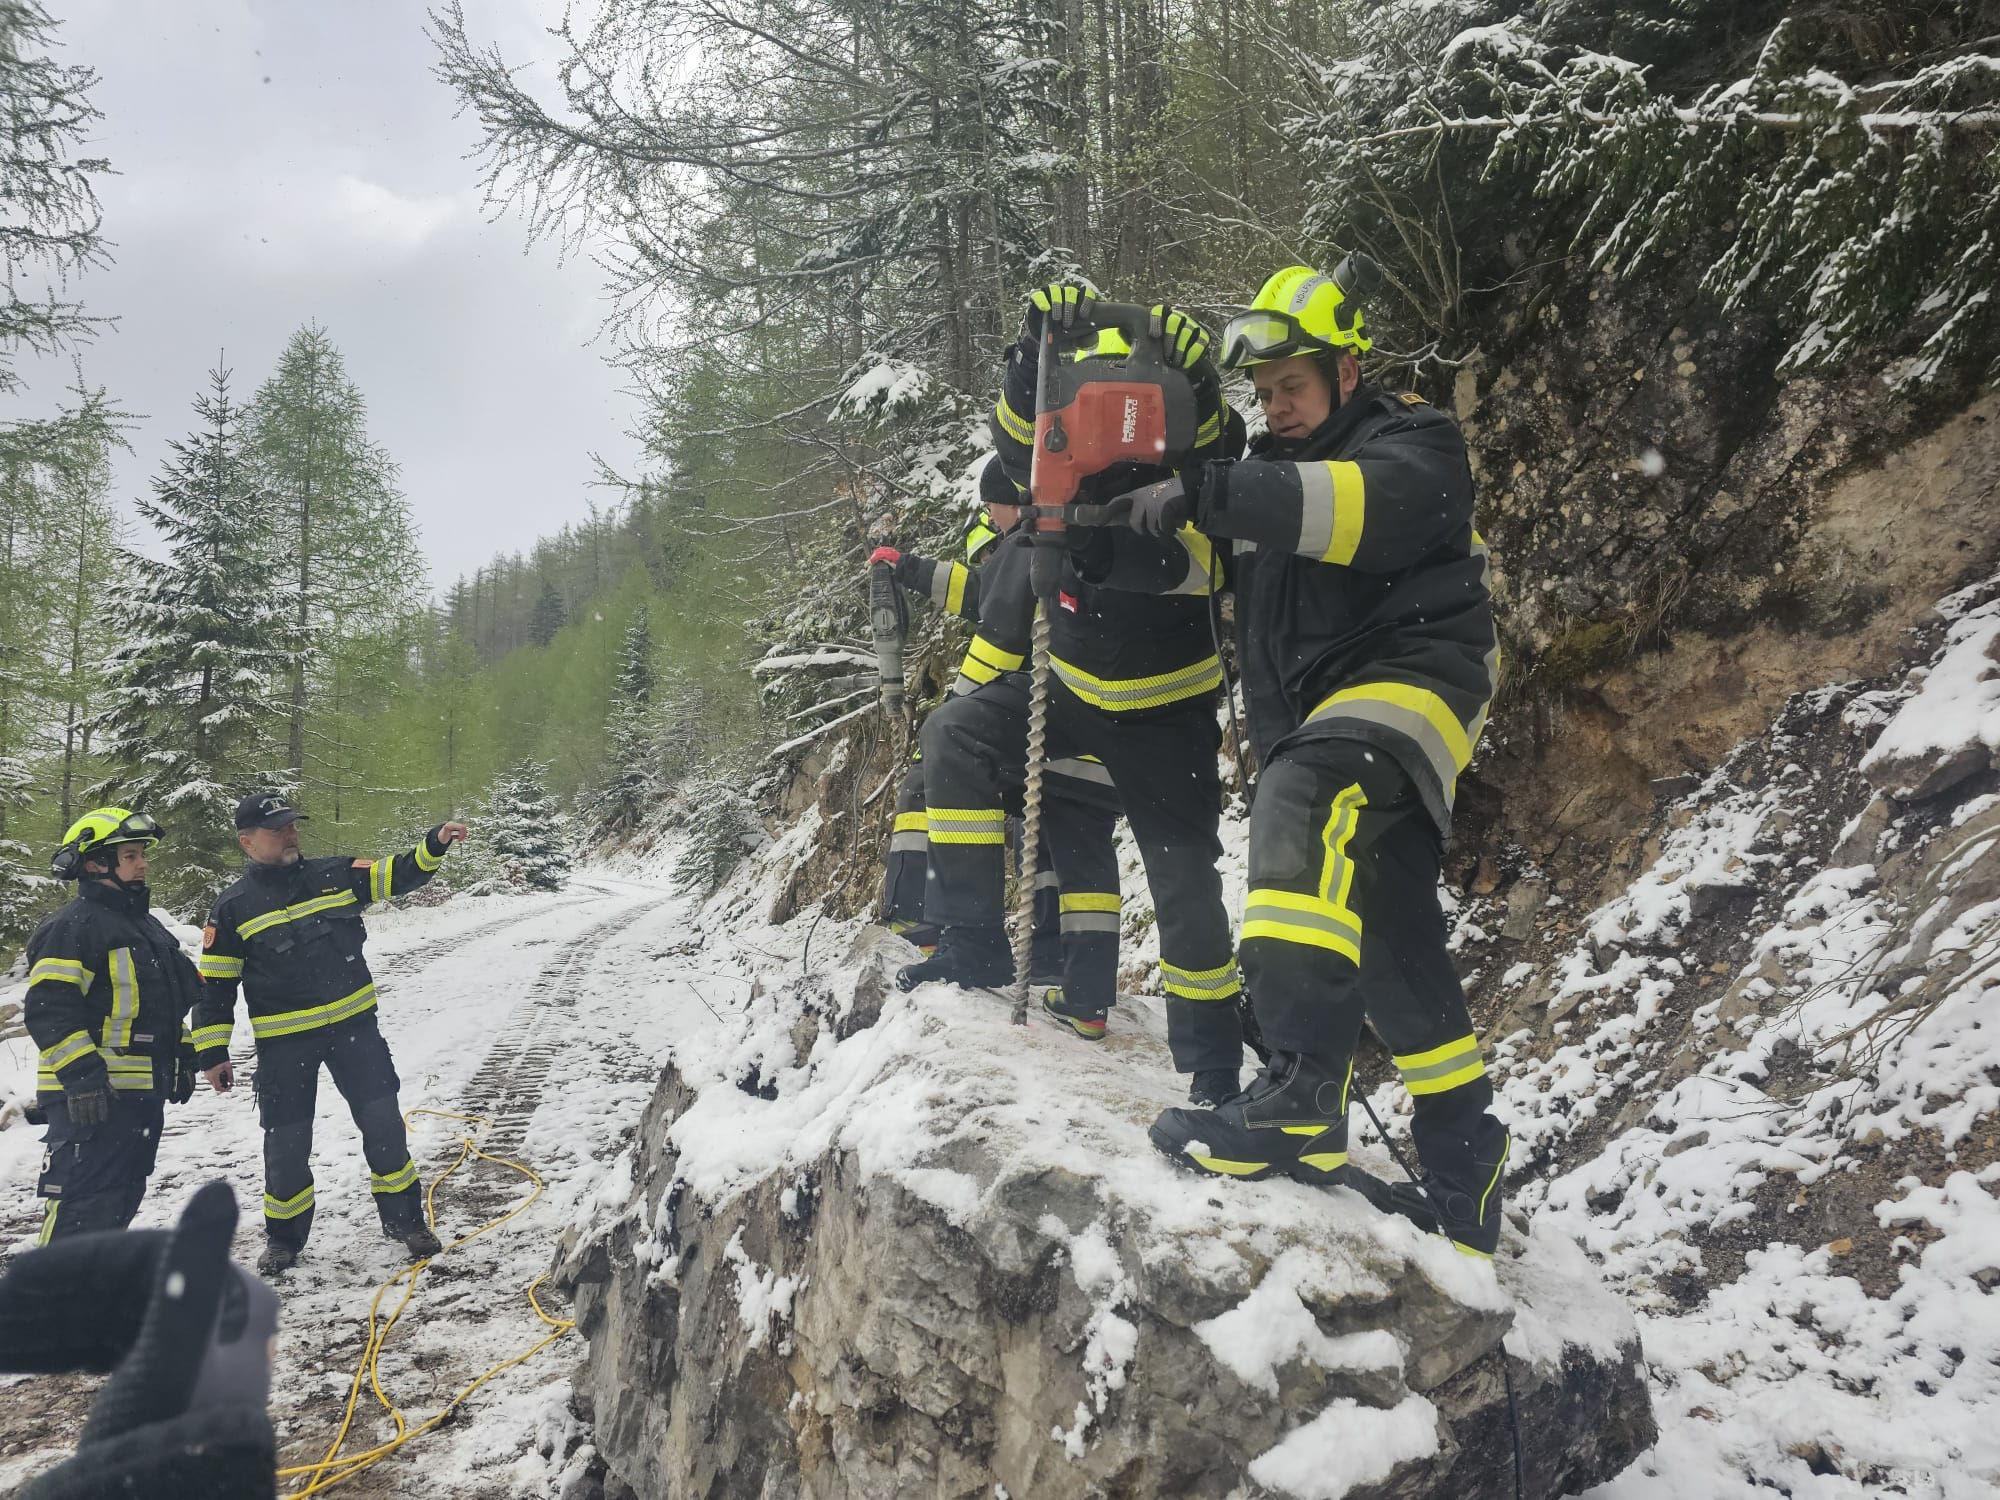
49, 846, 83, 881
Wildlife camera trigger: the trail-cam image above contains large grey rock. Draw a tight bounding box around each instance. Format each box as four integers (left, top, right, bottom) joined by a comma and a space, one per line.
554, 946, 1654, 1500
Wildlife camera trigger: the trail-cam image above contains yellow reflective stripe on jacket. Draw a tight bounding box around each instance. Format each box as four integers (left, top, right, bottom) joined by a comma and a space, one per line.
1394, 1033, 1486, 1096
1059, 892, 1119, 914
102, 947, 139, 1050
890, 809, 928, 854
1161, 957, 1242, 1000
370, 858, 393, 904
994, 394, 1034, 445
1165, 525, 1220, 596
248, 981, 378, 1041
38, 1052, 153, 1092
957, 634, 1027, 690
1296, 460, 1366, 566
38, 1030, 98, 1075
1305, 682, 1478, 808
1197, 410, 1221, 447
893, 811, 928, 833
927, 807, 1006, 846
1049, 652, 1222, 712
264, 1185, 315, 1220
414, 838, 443, 873
238, 889, 358, 939
370, 1159, 419, 1194
190, 1022, 234, 1051
198, 954, 245, 980
928, 562, 970, 616
28, 957, 93, 989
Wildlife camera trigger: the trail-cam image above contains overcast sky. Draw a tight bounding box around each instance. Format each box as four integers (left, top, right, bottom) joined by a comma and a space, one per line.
19, 0, 639, 589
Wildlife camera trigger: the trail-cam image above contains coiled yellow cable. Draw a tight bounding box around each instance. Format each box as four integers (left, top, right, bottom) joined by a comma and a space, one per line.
275, 1107, 576, 1497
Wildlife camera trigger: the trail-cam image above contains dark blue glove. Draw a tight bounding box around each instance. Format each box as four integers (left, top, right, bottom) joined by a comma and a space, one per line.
1122, 477, 1191, 538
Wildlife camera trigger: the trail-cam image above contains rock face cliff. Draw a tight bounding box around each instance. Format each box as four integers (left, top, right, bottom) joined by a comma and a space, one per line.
553, 932, 1654, 1499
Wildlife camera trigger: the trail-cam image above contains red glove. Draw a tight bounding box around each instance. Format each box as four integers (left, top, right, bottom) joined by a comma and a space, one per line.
869, 546, 901, 567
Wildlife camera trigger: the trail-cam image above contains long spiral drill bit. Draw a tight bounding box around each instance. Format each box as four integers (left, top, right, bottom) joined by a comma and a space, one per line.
1010, 601, 1054, 1025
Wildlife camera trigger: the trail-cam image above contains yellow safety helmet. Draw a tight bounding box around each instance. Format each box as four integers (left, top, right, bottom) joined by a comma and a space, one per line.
1069, 327, 1133, 362
51, 806, 163, 880
1220, 263, 1373, 369
964, 511, 1004, 562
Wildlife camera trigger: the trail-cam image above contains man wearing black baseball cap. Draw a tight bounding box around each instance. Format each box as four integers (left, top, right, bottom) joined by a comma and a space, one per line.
188, 793, 469, 1275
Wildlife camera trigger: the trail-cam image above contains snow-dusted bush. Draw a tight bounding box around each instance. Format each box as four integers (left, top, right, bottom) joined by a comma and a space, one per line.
672, 774, 766, 898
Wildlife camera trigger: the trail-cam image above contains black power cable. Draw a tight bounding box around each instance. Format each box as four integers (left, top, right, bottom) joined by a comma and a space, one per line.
1355, 1094, 1523, 1500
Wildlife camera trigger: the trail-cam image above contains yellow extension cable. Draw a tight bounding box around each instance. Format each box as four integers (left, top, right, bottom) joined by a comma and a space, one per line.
275, 1107, 577, 1497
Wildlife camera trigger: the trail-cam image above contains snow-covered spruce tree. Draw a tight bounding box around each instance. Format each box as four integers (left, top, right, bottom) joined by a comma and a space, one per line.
584, 605, 662, 840
1288, 1, 2000, 386
0, 754, 46, 951
481, 760, 572, 891
671, 769, 764, 899
92, 366, 297, 907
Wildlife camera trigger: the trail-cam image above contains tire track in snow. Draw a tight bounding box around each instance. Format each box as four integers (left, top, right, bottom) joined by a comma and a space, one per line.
457, 896, 658, 1161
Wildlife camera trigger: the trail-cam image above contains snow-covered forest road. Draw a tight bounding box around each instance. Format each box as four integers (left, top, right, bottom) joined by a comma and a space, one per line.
0, 873, 730, 1497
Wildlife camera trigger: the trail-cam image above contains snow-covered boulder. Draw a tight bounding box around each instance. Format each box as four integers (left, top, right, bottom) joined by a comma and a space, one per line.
552, 931, 1654, 1500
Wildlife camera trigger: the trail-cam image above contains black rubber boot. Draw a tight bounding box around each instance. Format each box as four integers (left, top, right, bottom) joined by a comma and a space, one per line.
1149, 1051, 1349, 1183
256, 1241, 297, 1277
897, 926, 1014, 992
1388, 1133, 1510, 1259
1188, 1069, 1241, 1108
1324, 1150, 1510, 1260
886, 919, 939, 955
1040, 988, 1107, 1040
391, 1225, 444, 1260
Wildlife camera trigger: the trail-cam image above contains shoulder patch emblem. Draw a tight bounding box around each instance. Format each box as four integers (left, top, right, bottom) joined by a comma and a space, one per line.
201, 925, 216, 950
1397, 391, 1426, 405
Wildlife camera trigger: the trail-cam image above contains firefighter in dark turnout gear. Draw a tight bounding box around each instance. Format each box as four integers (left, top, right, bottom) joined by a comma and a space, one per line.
1121, 266, 1511, 1257
876, 465, 1121, 986
899, 285, 1248, 1103
23, 809, 202, 1245
190, 792, 469, 1275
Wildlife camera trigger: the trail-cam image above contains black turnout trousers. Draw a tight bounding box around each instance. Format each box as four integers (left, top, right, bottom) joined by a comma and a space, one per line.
34, 1093, 164, 1245
920, 672, 1242, 1071
1240, 735, 1507, 1194
254, 1014, 424, 1249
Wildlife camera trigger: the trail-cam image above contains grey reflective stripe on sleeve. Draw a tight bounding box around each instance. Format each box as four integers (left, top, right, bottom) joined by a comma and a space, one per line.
1034, 869, 1061, 890
929, 564, 955, 609
1046, 757, 1114, 786
1295, 461, 1334, 559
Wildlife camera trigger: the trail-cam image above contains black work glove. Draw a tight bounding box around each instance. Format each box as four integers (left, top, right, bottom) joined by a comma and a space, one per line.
1024, 281, 1098, 340
1122, 477, 1191, 538
170, 1041, 198, 1106
12, 1182, 279, 1500
65, 1082, 111, 1131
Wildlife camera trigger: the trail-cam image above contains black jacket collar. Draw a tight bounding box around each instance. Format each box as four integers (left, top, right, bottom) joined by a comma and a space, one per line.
79, 879, 149, 920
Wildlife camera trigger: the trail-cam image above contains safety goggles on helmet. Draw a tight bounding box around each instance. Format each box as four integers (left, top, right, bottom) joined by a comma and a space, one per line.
51, 808, 163, 880
1219, 309, 1332, 370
